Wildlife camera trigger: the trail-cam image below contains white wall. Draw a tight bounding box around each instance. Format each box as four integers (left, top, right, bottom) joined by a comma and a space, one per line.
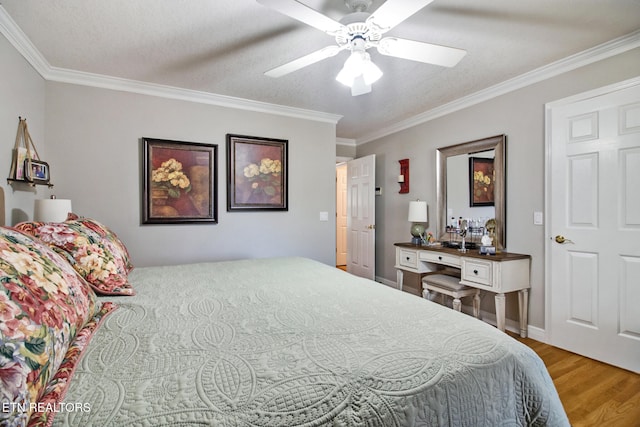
357, 48, 640, 330
2, 32, 338, 267
0, 34, 46, 225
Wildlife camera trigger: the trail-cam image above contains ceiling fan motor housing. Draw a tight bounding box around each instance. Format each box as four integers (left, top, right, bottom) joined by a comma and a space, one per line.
336, 14, 382, 49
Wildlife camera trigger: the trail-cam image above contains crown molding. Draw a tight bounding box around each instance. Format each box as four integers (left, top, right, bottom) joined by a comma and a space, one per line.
0, 6, 342, 125
336, 137, 356, 147
356, 30, 640, 145
45, 66, 342, 124
0, 5, 50, 75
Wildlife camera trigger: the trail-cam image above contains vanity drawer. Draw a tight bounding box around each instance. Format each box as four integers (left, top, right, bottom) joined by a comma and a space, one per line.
419, 251, 461, 268
398, 250, 418, 269
462, 259, 493, 286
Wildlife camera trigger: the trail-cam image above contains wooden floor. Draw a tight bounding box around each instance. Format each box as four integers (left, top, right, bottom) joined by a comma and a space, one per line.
512, 334, 640, 427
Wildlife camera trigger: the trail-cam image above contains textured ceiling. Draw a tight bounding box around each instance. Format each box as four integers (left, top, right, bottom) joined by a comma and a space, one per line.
2, 0, 639, 141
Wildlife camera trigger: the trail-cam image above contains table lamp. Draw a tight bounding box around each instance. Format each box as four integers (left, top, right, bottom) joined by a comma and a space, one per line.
34, 196, 72, 222
408, 200, 428, 245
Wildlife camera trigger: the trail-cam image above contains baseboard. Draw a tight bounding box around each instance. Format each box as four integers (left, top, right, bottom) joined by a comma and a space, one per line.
376, 276, 400, 289
526, 325, 548, 343
376, 277, 548, 340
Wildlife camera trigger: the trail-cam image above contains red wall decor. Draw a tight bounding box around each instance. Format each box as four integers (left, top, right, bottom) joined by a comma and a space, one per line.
398, 159, 409, 193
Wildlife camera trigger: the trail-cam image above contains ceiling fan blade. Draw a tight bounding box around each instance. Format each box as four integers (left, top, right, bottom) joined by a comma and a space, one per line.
265, 45, 343, 78
377, 37, 466, 67
257, 0, 345, 35
368, 0, 434, 32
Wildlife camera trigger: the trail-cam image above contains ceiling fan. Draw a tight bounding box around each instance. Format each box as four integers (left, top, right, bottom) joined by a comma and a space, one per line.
257, 0, 467, 96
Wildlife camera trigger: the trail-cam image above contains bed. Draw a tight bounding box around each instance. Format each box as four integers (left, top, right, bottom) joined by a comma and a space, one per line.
1, 216, 570, 426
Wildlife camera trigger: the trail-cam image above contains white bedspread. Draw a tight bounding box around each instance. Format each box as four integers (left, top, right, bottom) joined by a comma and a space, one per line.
55, 257, 569, 426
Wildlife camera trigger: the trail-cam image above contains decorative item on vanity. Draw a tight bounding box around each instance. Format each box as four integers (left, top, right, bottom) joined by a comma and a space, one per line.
7, 117, 53, 188
398, 159, 409, 193
34, 196, 72, 222
480, 218, 499, 254
408, 199, 427, 245
458, 219, 468, 253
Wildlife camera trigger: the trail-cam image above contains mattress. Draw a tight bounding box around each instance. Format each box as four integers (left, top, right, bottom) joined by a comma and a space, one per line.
54, 257, 569, 426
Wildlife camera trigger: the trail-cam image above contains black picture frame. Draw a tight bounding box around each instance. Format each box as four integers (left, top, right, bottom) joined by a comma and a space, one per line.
226, 134, 288, 211
142, 137, 218, 224
24, 159, 50, 185
469, 157, 495, 207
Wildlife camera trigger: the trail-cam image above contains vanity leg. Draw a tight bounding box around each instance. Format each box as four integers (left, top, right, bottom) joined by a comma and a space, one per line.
473, 291, 481, 319
495, 293, 506, 332
518, 289, 529, 338
396, 269, 404, 291
423, 289, 434, 301
452, 298, 462, 312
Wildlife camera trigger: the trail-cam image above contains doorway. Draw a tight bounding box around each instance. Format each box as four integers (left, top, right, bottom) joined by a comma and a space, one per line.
336, 163, 347, 267
336, 156, 376, 279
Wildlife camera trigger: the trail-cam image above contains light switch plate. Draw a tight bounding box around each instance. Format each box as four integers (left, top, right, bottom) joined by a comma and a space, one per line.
533, 211, 543, 225
319, 211, 329, 221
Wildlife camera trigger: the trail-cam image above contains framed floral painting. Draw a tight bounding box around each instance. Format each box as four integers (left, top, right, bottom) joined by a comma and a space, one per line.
226, 134, 288, 211
469, 157, 495, 207
142, 138, 218, 224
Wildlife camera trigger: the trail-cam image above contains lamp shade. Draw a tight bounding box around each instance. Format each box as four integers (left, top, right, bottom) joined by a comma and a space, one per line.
408, 200, 428, 222
34, 198, 72, 222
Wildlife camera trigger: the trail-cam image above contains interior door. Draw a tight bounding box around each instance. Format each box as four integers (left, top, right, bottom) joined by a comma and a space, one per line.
347, 155, 376, 280
547, 79, 640, 373
336, 163, 347, 266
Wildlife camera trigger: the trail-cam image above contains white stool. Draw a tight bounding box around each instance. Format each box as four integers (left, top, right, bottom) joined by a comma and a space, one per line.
422, 274, 481, 318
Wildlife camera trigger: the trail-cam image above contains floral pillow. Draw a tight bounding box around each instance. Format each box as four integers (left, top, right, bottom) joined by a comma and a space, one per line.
14, 218, 135, 296
0, 226, 116, 426
65, 214, 134, 273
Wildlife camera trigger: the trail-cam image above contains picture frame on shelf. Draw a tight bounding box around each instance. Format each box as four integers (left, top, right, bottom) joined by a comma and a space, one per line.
226, 134, 288, 211
24, 160, 50, 185
142, 137, 218, 224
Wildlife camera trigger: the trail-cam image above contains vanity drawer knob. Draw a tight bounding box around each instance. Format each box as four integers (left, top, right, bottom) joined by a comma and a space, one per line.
473, 269, 479, 275
406, 257, 410, 261
438, 256, 443, 260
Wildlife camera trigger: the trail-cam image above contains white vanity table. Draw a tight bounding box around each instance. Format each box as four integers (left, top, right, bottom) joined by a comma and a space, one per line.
395, 243, 531, 337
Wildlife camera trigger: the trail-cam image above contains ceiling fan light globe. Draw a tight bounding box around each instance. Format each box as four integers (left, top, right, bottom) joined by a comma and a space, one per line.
335, 51, 382, 87
335, 51, 362, 86
361, 58, 383, 85
336, 68, 354, 86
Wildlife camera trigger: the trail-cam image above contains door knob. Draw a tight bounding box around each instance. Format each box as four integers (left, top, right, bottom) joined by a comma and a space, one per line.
367, 224, 376, 230
554, 235, 574, 244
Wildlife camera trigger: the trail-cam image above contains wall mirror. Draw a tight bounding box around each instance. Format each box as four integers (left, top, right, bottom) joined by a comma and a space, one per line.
436, 134, 506, 249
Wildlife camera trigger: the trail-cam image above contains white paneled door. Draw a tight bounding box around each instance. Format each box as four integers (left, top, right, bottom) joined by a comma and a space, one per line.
347, 155, 376, 280
547, 78, 640, 373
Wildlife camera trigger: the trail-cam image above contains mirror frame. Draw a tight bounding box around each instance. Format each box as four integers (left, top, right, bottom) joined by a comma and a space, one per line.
436, 134, 506, 249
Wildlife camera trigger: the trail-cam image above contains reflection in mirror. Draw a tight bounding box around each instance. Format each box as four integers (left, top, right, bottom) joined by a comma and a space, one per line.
446, 149, 495, 227
436, 135, 506, 249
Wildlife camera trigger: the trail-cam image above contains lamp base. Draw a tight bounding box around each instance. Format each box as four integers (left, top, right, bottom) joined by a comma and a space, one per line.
410, 222, 425, 245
